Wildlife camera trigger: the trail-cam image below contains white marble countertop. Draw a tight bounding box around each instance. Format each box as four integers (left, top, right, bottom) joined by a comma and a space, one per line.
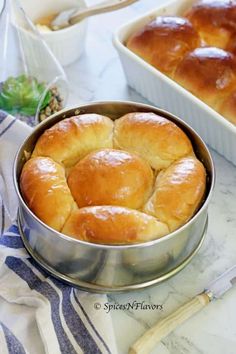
64, 1, 236, 353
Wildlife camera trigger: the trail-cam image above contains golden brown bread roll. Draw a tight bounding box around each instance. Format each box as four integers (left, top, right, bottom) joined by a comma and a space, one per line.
68, 149, 154, 209
62, 206, 169, 245
32, 114, 113, 167
185, 0, 236, 51
114, 112, 193, 170
126, 16, 201, 77
174, 47, 236, 112
20, 157, 75, 230
144, 156, 206, 232
219, 90, 236, 124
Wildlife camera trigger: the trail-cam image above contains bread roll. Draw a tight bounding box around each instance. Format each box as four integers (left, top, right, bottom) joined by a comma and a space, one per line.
32, 114, 114, 167
174, 47, 236, 112
114, 112, 193, 170
62, 206, 169, 244
144, 156, 206, 231
126, 16, 201, 77
185, 0, 236, 51
20, 157, 74, 230
68, 149, 154, 209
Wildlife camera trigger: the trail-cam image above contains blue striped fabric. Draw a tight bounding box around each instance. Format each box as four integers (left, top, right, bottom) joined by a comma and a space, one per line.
6, 256, 79, 354
0, 322, 26, 354
0, 224, 23, 249
0, 110, 17, 142
1, 198, 5, 236
0, 235, 23, 248
0, 117, 17, 138
0, 224, 112, 354
0, 110, 8, 123
72, 290, 112, 354
28, 258, 111, 354
26, 257, 103, 354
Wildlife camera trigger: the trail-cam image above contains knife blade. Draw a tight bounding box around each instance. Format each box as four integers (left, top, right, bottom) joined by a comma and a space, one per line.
205, 265, 236, 299
129, 265, 236, 354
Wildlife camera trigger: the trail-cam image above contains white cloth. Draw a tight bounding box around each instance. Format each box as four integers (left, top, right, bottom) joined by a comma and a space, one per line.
0, 112, 117, 354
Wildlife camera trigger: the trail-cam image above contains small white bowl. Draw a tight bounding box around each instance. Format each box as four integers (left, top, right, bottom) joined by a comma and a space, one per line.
19, 0, 88, 66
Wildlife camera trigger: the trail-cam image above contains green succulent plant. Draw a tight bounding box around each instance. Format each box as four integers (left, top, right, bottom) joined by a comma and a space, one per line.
0, 75, 51, 116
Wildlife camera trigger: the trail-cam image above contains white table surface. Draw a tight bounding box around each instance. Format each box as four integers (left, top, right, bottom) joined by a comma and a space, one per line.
64, 1, 236, 353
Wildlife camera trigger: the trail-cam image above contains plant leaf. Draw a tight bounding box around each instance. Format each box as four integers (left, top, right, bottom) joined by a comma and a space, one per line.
0, 75, 51, 116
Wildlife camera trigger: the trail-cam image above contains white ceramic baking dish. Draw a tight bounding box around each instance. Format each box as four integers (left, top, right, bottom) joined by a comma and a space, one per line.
113, 0, 236, 166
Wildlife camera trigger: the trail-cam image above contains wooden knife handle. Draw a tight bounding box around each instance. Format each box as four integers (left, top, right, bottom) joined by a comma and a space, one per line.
70, 0, 138, 25
129, 293, 210, 354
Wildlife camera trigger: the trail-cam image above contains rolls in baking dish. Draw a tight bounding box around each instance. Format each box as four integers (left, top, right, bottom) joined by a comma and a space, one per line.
174, 47, 236, 125
126, 0, 236, 125
20, 113, 206, 245
126, 16, 201, 77
185, 0, 236, 53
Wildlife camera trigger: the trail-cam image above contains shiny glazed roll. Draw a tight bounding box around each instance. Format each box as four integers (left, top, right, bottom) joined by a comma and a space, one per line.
20, 157, 75, 231
62, 206, 169, 245
185, 0, 236, 52
174, 47, 236, 113
20, 112, 207, 245
32, 114, 114, 167
126, 16, 201, 77
68, 149, 154, 209
144, 157, 206, 231
114, 112, 193, 170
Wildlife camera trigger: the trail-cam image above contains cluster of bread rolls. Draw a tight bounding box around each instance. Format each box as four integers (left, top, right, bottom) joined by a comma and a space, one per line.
20, 112, 206, 245
127, 0, 236, 125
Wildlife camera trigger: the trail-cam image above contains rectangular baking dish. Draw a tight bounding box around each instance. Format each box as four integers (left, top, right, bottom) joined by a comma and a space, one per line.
113, 0, 236, 166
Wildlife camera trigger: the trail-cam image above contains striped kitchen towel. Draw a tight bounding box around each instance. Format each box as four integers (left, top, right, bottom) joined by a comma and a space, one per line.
0, 111, 117, 354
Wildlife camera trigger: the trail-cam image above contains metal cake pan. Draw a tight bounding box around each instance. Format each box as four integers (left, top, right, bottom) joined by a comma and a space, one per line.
13, 101, 215, 293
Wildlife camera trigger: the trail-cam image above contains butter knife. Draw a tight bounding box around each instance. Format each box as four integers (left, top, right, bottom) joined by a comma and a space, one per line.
129, 265, 236, 354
